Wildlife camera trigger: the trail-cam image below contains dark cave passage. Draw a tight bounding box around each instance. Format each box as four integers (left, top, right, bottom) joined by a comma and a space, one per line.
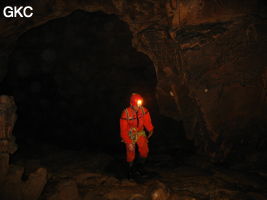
1, 10, 187, 153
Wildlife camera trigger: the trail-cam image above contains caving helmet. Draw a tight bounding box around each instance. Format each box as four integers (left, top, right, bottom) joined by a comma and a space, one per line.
130, 93, 143, 107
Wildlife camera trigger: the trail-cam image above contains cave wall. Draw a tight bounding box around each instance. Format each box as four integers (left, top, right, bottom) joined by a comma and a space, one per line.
0, 0, 267, 160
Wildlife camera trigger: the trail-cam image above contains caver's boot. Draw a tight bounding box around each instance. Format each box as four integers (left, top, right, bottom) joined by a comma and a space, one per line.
136, 157, 147, 176
127, 162, 135, 180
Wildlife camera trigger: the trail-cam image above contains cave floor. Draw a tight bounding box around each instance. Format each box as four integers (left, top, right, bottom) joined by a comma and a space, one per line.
12, 143, 267, 200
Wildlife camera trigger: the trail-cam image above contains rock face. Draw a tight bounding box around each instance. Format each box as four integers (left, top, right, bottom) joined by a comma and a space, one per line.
0, 95, 17, 154
0, 96, 47, 199
22, 168, 48, 200
0, 165, 47, 200
0, 153, 9, 184
0, 0, 267, 160
47, 180, 81, 200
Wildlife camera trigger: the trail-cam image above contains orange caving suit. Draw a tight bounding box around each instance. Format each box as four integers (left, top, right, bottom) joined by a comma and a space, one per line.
120, 106, 154, 163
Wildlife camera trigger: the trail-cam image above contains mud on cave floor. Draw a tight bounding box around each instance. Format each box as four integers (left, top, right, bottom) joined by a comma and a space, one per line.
11, 140, 267, 200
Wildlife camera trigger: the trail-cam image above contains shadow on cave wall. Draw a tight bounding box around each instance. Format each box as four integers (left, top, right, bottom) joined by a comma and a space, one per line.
0, 10, 187, 153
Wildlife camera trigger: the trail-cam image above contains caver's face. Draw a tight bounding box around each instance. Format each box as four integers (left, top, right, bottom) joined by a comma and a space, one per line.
132, 105, 139, 111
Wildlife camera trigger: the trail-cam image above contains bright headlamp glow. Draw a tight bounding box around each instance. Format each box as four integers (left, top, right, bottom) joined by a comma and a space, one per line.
137, 99, 142, 106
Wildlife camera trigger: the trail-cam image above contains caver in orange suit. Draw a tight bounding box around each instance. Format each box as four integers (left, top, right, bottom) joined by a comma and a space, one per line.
120, 93, 154, 166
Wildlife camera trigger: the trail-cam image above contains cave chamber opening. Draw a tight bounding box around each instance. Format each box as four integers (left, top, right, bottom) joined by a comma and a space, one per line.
0, 10, 189, 158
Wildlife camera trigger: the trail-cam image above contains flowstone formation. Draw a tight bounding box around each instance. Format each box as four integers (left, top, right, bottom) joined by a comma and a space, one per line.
0, 0, 267, 161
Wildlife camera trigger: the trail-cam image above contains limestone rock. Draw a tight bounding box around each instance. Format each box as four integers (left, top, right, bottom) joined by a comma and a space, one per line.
22, 167, 47, 200
0, 163, 48, 200
128, 194, 145, 200
0, 153, 9, 184
146, 181, 171, 200
0, 165, 24, 200
104, 189, 141, 200
0, 95, 17, 154
47, 180, 81, 200
82, 192, 97, 200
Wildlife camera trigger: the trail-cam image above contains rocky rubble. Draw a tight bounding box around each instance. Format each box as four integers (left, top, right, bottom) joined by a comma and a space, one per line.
0, 164, 47, 200
11, 146, 263, 200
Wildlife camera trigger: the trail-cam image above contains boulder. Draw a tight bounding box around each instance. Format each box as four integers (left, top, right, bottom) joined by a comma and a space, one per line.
47, 180, 81, 200
22, 167, 47, 200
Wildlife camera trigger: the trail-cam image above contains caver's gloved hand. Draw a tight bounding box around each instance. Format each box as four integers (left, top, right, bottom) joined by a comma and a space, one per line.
147, 131, 153, 139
